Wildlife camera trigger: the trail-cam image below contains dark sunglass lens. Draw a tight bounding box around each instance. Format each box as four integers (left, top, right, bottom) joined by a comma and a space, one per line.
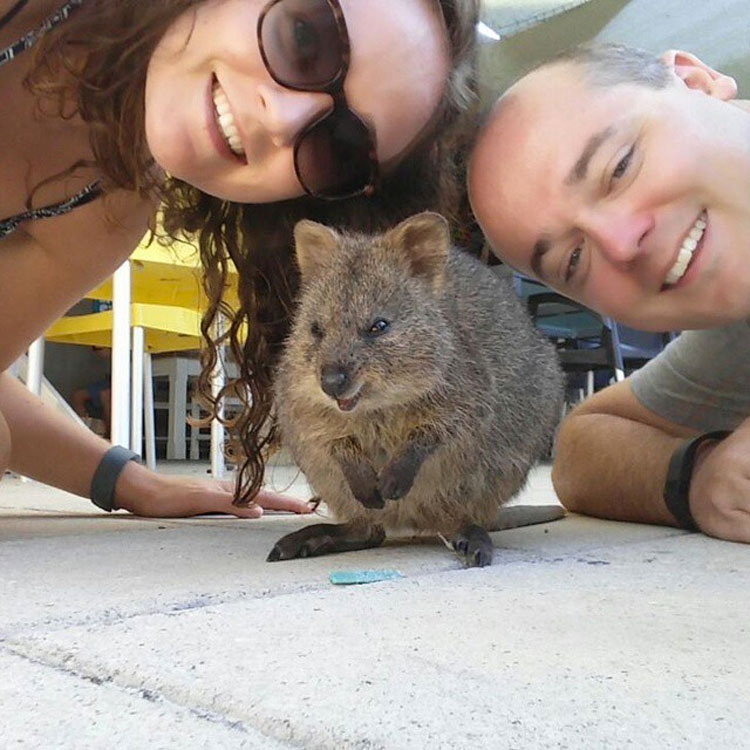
260, 0, 344, 88
296, 115, 373, 198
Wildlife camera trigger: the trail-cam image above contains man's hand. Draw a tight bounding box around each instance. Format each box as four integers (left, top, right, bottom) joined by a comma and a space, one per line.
689, 416, 750, 543
115, 467, 314, 519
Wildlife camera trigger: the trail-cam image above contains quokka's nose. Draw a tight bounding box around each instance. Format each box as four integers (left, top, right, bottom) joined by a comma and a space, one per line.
320, 364, 350, 399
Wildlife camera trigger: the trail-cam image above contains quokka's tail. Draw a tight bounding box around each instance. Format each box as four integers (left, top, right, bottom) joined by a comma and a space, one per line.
491, 504, 566, 531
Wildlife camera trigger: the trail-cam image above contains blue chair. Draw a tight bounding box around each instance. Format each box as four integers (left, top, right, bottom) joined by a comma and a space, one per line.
513, 273, 674, 399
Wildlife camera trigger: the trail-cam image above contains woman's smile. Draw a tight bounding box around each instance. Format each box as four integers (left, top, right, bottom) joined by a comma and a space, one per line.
211, 75, 248, 161
206, 75, 248, 164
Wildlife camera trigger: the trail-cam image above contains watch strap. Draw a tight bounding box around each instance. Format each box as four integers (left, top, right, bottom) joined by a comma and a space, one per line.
663, 430, 730, 530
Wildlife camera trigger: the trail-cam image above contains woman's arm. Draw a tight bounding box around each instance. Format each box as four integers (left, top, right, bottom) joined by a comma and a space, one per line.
0, 372, 312, 517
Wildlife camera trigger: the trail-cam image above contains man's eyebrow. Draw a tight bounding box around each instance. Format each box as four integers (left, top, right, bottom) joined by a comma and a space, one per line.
528, 127, 618, 281
530, 238, 551, 281
565, 125, 617, 185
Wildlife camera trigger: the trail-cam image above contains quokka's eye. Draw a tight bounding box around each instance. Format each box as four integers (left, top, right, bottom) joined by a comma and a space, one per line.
310, 321, 324, 339
367, 318, 390, 336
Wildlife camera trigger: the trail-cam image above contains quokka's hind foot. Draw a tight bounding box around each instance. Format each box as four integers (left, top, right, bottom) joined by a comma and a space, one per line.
452, 524, 494, 568
266, 523, 386, 562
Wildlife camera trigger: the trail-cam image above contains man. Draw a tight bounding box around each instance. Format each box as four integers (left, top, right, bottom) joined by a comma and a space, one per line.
468, 44, 750, 543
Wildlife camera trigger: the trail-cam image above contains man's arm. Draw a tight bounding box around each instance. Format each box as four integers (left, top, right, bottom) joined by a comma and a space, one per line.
553, 379, 697, 527
553, 379, 750, 542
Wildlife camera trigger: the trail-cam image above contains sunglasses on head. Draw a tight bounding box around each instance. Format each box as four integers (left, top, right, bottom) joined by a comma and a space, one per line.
257, 0, 380, 200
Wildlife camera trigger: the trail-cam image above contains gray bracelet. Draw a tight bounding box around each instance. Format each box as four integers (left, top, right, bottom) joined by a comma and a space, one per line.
90, 445, 141, 512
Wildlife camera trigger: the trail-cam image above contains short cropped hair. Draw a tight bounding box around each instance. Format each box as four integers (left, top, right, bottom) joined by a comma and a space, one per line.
539, 43, 672, 90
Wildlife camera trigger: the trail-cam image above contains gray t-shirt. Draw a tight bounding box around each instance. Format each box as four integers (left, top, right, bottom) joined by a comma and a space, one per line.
630, 319, 750, 432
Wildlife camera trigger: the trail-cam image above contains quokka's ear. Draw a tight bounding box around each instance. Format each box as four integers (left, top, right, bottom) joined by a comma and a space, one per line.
293, 220, 340, 281
385, 212, 450, 289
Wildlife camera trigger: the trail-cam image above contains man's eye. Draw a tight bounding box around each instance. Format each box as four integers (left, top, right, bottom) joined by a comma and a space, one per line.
565, 246, 583, 282
612, 145, 635, 182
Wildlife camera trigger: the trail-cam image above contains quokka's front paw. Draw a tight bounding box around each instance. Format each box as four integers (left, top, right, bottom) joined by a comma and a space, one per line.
345, 461, 384, 509
379, 455, 420, 501
356, 485, 384, 509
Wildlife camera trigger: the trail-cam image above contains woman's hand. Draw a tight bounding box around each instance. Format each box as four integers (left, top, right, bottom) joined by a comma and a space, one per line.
115, 464, 314, 518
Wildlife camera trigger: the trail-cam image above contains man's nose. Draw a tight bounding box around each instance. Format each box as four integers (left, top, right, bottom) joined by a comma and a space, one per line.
582, 208, 655, 265
256, 84, 333, 147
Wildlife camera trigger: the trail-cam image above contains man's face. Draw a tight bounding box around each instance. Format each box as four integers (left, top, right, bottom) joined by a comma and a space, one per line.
469, 61, 750, 331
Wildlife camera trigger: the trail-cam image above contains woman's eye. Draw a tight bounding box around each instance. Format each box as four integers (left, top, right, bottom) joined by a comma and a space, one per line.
565, 246, 583, 282
293, 19, 317, 53
288, 17, 319, 72
367, 318, 390, 336
612, 145, 635, 182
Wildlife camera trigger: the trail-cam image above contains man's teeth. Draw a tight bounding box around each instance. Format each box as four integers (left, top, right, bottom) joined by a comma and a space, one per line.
664, 212, 707, 286
212, 83, 245, 157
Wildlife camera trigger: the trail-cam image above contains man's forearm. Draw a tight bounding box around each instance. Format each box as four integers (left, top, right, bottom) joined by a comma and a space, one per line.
552, 410, 695, 527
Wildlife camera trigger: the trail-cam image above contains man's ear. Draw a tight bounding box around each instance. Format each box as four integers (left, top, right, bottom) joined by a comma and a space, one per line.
660, 49, 738, 101
384, 212, 450, 290
293, 220, 340, 281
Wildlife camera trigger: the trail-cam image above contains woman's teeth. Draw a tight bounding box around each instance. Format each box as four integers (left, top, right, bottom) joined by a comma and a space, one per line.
664, 211, 707, 286
212, 82, 245, 157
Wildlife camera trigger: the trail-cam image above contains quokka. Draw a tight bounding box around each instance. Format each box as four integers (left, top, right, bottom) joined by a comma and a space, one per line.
268, 212, 565, 567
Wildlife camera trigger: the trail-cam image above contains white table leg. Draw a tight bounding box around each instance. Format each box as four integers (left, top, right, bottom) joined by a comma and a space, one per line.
130, 326, 144, 457
166, 357, 188, 460
143, 351, 156, 471
26, 338, 45, 397
20, 338, 46, 483
210, 318, 226, 479
189, 401, 200, 461
110, 261, 131, 448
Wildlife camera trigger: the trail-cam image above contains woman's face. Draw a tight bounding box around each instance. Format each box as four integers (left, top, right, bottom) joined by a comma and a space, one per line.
145, 0, 451, 203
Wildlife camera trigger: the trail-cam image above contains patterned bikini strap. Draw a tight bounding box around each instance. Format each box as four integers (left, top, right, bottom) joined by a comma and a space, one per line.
0, 178, 103, 238
0, 0, 102, 238
0, 0, 85, 68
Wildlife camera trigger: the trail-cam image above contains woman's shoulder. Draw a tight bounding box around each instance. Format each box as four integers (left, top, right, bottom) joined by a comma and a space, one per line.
25, 187, 156, 271
0, 0, 100, 219
0, 188, 155, 369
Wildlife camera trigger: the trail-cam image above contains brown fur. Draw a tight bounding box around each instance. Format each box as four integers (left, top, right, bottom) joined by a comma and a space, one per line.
270, 213, 565, 565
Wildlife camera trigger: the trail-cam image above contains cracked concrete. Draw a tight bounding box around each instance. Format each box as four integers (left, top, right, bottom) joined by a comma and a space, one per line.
2, 461, 749, 749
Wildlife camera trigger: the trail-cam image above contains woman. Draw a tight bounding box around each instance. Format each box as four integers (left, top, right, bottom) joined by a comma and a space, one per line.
0, 0, 479, 516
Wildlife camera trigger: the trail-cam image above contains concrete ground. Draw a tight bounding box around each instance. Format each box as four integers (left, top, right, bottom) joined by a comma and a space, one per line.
1, 460, 749, 750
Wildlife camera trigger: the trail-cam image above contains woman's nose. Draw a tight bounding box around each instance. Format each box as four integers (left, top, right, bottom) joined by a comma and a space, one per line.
256, 84, 333, 147
582, 208, 655, 265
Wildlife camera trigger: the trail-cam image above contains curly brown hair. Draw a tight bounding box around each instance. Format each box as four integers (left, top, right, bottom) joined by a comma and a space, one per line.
29, 0, 481, 505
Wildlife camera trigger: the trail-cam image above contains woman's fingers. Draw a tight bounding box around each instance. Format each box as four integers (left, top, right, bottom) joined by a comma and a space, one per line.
121, 474, 313, 519
253, 489, 316, 514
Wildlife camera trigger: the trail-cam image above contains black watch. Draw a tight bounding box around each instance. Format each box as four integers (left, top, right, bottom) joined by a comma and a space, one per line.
663, 430, 730, 530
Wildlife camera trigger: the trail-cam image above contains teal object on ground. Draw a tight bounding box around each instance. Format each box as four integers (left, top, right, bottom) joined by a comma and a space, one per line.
329, 570, 404, 585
